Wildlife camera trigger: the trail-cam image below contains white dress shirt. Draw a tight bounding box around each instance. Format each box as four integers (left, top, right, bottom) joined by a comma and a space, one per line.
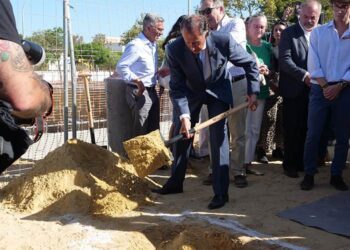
308, 21, 350, 84
216, 15, 246, 77
116, 32, 157, 87
299, 21, 311, 46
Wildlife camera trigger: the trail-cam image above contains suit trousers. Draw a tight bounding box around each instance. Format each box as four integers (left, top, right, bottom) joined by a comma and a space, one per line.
282, 91, 309, 172
125, 85, 160, 137
165, 93, 230, 196
197, 105, 210, 158
228, 77, 248, 176
245, 99, 266, 163
304, 85, 350, 176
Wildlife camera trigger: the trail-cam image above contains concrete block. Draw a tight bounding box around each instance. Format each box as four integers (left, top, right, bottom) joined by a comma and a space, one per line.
105, 77, 133, 156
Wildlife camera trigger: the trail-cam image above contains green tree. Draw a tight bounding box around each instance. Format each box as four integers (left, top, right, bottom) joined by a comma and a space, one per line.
225, 0, 263, 17
73, 34, 84, 45
225, 0, 332, 24
74, 42, 121, 71
92, 33, 107, 44
25, 27, 64, 70
120, 15, 144, 46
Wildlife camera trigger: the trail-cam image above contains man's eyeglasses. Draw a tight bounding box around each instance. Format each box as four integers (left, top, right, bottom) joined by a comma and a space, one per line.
199, 7, 216, 15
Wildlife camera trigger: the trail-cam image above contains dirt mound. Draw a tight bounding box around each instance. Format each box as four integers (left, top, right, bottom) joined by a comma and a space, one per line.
0, 139, 151, 216
123, 130, 172, 177
142, 223, 273, 250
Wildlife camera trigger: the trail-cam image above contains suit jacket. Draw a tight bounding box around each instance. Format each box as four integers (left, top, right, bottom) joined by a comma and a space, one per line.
279, 22, 310, 98
166, 31, 259, 117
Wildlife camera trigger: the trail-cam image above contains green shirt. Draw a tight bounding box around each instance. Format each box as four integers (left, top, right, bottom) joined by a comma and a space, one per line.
246, 40, 272, 99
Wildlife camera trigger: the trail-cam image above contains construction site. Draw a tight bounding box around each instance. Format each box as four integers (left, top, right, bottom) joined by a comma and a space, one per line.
1, 0, 350, 249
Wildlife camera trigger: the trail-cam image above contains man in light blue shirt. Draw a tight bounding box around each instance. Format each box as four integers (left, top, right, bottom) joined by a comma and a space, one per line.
301, 0, 350, 191
116, 13, 165, 137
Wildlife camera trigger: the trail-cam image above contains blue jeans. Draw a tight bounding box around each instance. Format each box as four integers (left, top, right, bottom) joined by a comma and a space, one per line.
304, 84, 350, 176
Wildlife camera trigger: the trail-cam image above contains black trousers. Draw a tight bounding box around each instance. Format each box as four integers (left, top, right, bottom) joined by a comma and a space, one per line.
125, 85, 160, 137
282, 92, 309, 172
0, 101, 32, 174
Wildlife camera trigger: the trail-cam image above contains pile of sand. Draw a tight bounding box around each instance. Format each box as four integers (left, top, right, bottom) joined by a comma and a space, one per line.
123, 130, 172, 177
0, 139, 152, 217
142, 223, 269, 250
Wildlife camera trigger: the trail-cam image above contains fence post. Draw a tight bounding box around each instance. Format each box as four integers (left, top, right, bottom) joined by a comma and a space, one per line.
63, 0, 69, 141
67, 2, 78, 139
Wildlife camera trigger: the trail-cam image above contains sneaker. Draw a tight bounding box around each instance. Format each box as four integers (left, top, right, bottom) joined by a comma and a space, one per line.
234, 175, 248, 188
300, 174, 314, 190
258, 155, 269, 164
330, 175, 348, 191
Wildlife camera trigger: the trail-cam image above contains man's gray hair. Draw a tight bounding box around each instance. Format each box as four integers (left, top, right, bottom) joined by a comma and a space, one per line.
200, 0, 224, 7
300, 0, 322, 12
180, 15, 209, 35
143, 13, 164, 30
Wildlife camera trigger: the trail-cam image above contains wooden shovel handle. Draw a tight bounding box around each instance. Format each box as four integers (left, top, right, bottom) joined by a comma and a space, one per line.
164, 102, 249, 147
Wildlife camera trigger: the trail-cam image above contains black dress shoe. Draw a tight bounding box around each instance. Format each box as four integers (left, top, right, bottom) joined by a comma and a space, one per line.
272, 148, 284, 160
246, 168, 264, 176
202, 173, 212, 186
300, 174, 314, 190
151, 186, 183, 195
330, 175, 349, 191
283, 169, 299, 178
208, 195, 228, 210
234, 175, 248, 188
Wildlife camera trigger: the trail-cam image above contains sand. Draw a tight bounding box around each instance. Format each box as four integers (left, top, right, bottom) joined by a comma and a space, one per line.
0, 139, 151, 217
123, 130, 172, 178
0, 143, 349, 249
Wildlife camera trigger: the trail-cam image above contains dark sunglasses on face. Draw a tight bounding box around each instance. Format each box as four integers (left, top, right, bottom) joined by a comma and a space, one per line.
199, 7, 216, 15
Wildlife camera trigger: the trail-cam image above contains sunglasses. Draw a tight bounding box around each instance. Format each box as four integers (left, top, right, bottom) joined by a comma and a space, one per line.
199, 7, 216, 15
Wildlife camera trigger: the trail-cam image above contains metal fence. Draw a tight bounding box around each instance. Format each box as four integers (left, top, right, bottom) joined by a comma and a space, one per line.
5, 0, 177, 176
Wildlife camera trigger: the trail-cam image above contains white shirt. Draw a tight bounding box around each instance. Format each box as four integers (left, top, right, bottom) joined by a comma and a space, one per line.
299, 21, 313, 81
308, 21, 350, 84
116, 32, 157, 87
299, 21, 311, 46
216, 15, 246, 77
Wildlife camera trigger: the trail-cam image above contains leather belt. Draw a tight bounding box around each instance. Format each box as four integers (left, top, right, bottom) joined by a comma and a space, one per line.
128, 84, 155, 90
328, 81, 349, 87
232, 74, 246, 82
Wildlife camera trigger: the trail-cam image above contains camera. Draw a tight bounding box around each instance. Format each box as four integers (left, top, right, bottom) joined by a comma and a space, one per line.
21, 40, 46, 66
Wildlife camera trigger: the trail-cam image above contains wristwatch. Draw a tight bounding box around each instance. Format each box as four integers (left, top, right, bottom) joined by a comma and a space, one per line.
320, 83, 329, 89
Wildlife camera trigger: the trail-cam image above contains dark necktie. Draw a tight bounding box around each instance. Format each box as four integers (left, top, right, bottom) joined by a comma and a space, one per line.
194, 53, 203, 73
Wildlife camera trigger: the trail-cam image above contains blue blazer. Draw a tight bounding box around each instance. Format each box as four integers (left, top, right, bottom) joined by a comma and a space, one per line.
279, 23, 310, 98
166, 31, 260, 117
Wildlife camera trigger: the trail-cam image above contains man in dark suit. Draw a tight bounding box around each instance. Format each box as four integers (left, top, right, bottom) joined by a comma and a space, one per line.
152, 15, 260, 209
279, 0, 321, 178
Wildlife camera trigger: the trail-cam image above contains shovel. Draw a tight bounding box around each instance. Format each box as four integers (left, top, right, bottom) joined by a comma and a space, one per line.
123, 102, 249, 178
164, 102, 249, 146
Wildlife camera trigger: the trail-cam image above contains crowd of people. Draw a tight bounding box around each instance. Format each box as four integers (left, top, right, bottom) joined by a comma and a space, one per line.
0, 0, 348, 213
115, 0, 350, 210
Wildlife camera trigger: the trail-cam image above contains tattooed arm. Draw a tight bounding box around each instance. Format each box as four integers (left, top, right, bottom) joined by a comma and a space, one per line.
0, 40, 52, 119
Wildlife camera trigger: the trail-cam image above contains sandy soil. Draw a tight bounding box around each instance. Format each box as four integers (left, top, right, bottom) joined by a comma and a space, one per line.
0, 154, 350, 249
